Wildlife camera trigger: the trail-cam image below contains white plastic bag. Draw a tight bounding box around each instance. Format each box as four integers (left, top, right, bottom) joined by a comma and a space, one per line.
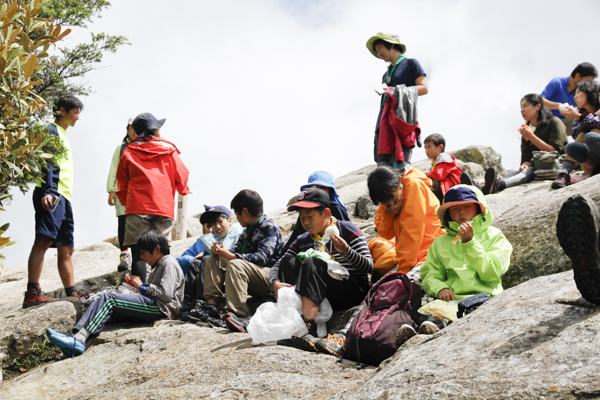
247, 302, 307, 345
278, 286, 333, 338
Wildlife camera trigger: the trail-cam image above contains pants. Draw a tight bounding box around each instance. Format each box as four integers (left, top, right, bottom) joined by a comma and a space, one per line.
126, 214, 174, 282
565, 132, 600, 165
74, 292, 164, 336
184, 257, 209, 301
203, 256, 271, 318
501, 166, 535, 189
278, 255, 369, 311
117, 215, 127, 251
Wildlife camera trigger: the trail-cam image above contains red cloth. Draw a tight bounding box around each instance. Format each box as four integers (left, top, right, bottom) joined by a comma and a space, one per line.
378, 88, 421, 163
426, 154, 462, 195
116, 137, 190, 219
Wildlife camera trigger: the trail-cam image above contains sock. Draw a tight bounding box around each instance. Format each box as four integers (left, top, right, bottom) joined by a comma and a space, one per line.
74, 328, 90, 343
27, 282, 39, 291
65, 286, 76, 297
561, 161, 575, 174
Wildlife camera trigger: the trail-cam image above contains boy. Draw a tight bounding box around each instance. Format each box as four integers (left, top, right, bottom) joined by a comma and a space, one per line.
24, 95, 84, 308
270, 188, 373, 350
200, 190, 284, 329
424, 133, 462, 203
46, 231, 184, 357
179, 205, 243, 311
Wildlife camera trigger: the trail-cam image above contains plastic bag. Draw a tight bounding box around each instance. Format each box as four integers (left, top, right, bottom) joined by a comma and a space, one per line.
278, 286, 333, 338
296, 248, 331, 262
247, 302, 307, 345
418, 299, 459, 322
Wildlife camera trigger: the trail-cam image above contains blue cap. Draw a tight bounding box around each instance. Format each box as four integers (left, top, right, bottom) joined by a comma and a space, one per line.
200, 205, 231, 224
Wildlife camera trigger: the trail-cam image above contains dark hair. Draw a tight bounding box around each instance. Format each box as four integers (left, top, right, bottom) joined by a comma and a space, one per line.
571, 63, 598, 79
204, 213, 230, 225
521, 93, 553, 127
367, 166, 401, 205
372, 39, 403, 54
231, 189, 263, 217
137, 230, 170, 256
575, 80, 600, 110
53, 95, 83, 118
424, 133, 445, 151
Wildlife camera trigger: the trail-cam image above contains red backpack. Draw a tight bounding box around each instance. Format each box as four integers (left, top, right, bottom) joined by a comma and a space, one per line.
344, 272, 422, 366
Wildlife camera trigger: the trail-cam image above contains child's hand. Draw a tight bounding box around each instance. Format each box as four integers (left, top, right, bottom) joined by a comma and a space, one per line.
202, 223, 212, 235
108, 191, 116, 206
272, 281, 293, 298
438, 288, 455, 301
330, 234, 348, 254
458, 221, 474, 243
210, 242, 222, 255
194, 252, 204, 260
130, 275, 143, 289
519, 161, 532, 172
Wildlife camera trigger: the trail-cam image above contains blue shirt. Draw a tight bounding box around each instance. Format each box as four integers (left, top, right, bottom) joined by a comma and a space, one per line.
541, 76, 573, 119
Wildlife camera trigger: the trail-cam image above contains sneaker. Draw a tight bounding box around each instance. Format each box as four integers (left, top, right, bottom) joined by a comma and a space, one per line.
460, 172, 474, 186
395, 324, 417, 347
288, 333, 319, 352
225, 313, 251, 333
23, 286, 57, 308
315, 333, 346, 357
187, 301, 219, 322
301, 314, 318, 337
46, 328, 86, 357
117, 252, 131, 272
207, 316, 227, 329
418, 321, 441, 335
482, 168, 497, 195
70, 289, 90, 301
551, 172, 571, 189
557, 194, 600, 304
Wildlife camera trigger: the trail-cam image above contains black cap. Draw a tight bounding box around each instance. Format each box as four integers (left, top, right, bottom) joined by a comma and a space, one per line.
132, 112, 166, 138
287, 187, 330, 212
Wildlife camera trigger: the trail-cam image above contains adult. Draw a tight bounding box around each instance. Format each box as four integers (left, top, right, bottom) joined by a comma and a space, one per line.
483, 94, 567, 194
116, 113, 190, 282
24, 96, 85, 308
366, 32, 428, 170
541, 62, 597, 135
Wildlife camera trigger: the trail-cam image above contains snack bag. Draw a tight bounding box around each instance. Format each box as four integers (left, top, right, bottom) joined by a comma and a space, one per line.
418, 299, 459, 322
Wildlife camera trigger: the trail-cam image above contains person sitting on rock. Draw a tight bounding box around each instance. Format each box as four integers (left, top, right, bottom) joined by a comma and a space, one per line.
396, 186, 512, 345
198, 190, 284, 331
269, 188, 373, 351
423, 133, 464, 203
179, 205, 243, 313
483, 94, 567, 194
46, 230, 184, 357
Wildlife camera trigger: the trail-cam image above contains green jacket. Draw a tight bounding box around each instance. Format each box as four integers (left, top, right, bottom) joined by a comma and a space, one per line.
419, 185, 513, 300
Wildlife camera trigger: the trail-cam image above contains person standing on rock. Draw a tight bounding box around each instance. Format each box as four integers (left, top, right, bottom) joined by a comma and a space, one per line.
367, 32, 428, 171
24, 96, 85, 308
116, 113, 190, 283
45, 230, 184, 357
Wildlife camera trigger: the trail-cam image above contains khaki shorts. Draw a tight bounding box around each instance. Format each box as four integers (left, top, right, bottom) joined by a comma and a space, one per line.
124, 214, 173, 246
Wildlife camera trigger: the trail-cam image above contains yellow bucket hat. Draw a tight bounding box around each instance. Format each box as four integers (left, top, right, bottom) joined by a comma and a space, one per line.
366, 32, 406, 58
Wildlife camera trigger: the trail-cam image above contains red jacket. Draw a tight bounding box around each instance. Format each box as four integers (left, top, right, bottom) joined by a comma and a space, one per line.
378, 88, 421, 163
426, 153, 462, 195
116, 137, 190, 219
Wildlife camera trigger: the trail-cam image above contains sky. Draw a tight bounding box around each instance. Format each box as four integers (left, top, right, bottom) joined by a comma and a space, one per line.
2, 0, 600, 269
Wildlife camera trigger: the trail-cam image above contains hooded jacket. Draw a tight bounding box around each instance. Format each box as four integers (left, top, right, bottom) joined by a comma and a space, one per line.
426, 153, 462, 195
116, 136, 190, 219
419, 185, 513, 300
374, 168, 442, 273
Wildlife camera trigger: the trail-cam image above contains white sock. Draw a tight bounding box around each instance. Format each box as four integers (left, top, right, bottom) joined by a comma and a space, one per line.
74, 328, 90, 343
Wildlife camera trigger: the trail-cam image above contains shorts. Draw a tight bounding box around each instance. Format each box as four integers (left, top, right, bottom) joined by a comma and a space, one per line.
124, 214, 173, 246
33, 188, 74, 248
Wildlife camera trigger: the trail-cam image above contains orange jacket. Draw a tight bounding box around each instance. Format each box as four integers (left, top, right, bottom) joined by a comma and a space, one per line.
374, 168, 443, 273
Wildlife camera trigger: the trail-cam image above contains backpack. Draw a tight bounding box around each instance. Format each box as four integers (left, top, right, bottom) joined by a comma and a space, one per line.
532, 151, 561, 180
344, 272, 422, 366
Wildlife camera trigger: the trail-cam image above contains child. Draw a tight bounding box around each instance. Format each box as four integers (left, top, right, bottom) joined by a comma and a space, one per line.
106, 116, 137, 272
270, 188, 373, 350
397, 185, 512, 344
179, 205, 243, 309
200, 190, 284, 329
45, 231, 184, 357
424, 133, 462, 203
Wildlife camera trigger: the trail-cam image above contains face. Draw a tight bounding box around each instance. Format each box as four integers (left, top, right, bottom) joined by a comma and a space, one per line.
127, 125, 137, 140
573, 73, 594, 85
449, 203, 479, 224
139, 245, 163, 266
574, 89, 589, 109
424, 142, 443, 160
234, 208, 252, 227
520, 100, 540, 122
381, 185, 404, 215
375, 43, 391, 62
60, 107, 81, 127
207, 216, 232, 238
298, 208, 330, 235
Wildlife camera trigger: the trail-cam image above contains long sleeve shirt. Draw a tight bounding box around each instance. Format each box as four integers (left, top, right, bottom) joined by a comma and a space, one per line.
230, 215, 284, 268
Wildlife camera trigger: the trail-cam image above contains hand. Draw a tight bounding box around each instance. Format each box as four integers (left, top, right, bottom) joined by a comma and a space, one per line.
438, 288, 455, 301
519, 162, 532, 172
194, 252, 204, 260
458, 221, 474, 243
273, 281, 293, 298
518, 125, 534, 141
330, 234, 348, 254
108, 191, 116, 206
130, 275, 143, 289
210, 242, 222, 255
202, 223, 212, 235
214, 244, 236, 260
41, 194, 54, 211
560, 105, 580, 119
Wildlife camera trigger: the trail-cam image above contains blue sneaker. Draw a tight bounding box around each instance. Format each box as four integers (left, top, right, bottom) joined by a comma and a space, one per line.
46, 328, 86, 357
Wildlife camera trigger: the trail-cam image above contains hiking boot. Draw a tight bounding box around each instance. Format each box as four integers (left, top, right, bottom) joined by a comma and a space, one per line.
207, 316, 227, 329
395, 324, 417, 347
557, 194, 600, 304
315, 333, 346, 357
551, 172, 571, 189
70, 289, 90, 301
187, 301, 219, 322
225, 313, 251, 333
482, 168, 497, 195
301, 314, 318, 337
495, 180, 506, 193
46, 328, 86, 357
418, 321, 440, 335
23, 286, 57, 309
460, 172, 474, 186
288, 334, 319, 352
117, 252, 131, 272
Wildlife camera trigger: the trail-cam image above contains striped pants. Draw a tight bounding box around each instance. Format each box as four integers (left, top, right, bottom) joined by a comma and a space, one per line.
74, 292, 165, 336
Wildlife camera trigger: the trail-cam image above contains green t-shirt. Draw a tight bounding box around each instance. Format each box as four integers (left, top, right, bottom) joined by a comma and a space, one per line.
36, 123, 74, 202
